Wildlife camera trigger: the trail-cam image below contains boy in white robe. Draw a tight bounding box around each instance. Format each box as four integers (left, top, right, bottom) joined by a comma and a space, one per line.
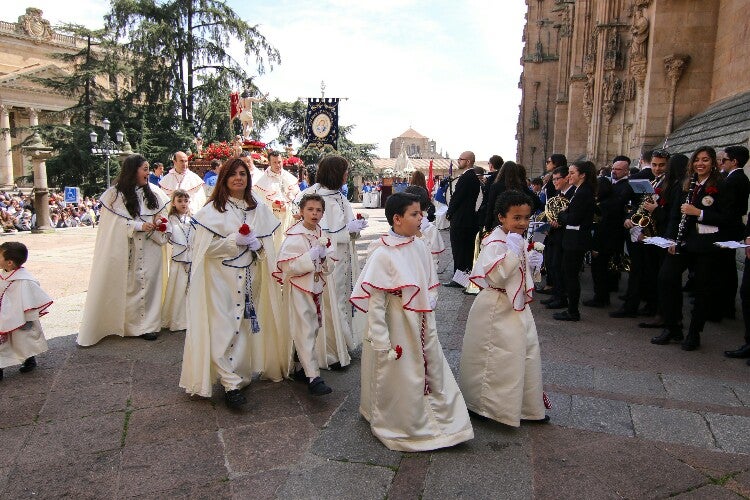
274, 194, 346, 396
351, 192, 474, 452
0, 242, 53, 379
162, 189, 193, 332
254, 151, 300, 251
459, 190, 548, 427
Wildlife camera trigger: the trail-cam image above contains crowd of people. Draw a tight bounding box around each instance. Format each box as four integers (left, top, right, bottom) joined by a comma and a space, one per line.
0, 190, 100, 233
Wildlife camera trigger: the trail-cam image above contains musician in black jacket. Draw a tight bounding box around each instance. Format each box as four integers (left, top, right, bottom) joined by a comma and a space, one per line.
542, 154, 568, 202
553, 160, 597, 321
653, 146, 731, 350
445, 151, 481, 285
540, 167, 575, 308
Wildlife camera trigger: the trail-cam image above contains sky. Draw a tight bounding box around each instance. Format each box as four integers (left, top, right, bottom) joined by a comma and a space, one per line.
8, 1, 526, 160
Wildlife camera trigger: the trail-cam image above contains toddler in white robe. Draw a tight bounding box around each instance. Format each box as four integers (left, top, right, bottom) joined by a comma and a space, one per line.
162, 189, 193, 332
0, 242, 53, 379
351, 192, 473, 452
274, 194, 345, 396
459, 190, 548, 427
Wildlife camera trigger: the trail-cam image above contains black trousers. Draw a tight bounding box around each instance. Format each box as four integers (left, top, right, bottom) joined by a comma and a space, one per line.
548, 242, 566, 300
563, 248, 586, 315
740, 258, 750, 344
642, 245, 664, 314
590, 250, 613, 301
450, 225, 479, 273
623, 240, 646, 312
659, 251, 717, 335
716, 248, 738, 318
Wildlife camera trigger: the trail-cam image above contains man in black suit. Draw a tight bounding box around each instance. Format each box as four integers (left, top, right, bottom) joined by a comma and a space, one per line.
726, 211, 750, 361
445, 151, 481, 286
719, 146, 750, 324
631, 149, 655, 181
540, 166, 574, 309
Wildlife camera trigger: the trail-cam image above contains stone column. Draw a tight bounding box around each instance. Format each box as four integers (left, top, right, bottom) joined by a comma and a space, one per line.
28, 107, 39, 127
22, 134, 54, 232
664, 54, 690, 136
0, 105, 13, 189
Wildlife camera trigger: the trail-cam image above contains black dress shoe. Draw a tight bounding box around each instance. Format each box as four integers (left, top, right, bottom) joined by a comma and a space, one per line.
443, 281, 463, 288
308, 377, 333, 396
609, 309, 637, 318
724, 344, 750, 359
583, 298, 609, 308
651, 329, 683, 345
521, 415, 550, 424
639, 322, 664, 329
19, 356, 37, 373
680, 333, 700, 351
140, 332, 158, 341
545, 300, 568, 310
224, 389, 247, 409
553, 310, 580, 321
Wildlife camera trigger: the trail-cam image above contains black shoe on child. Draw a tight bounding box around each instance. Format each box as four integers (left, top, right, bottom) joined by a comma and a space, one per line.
308, 377, 333, 396
140, 332, 158, 341
521, 415, 551, 424
19, 356, 37, 373
224, 389, 247, 409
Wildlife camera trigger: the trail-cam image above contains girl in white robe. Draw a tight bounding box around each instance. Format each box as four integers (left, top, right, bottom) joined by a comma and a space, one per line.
0, 242, 53, 378
161, 189, 193, 332
295, 156, 367, 356
274, 194, 348, 395
351, 192, 474, 452
459, 190, 548, 427
77, 154, 170, 346
180, 156, 291, 409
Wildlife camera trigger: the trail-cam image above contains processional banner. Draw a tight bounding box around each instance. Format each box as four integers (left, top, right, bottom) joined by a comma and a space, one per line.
230, 92, 241, 121
305, 98, 339, 148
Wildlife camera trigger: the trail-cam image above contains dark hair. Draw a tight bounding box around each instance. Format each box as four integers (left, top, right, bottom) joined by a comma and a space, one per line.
641, 149, 653, 163
0, 241, 28, 267
409, 170, 427, 190
153, 162, 164, 171
488, 155, 504, 171
651, 149, 671, 160
316, 156, 348, 190
549, 154, 567, 168
210, 159, 222, 169
168, 189, 190, 217
114, 154, 159, 217
268, 150, 282, 159
663, 153, 688, 206
552, 165, 569, 178
404, 185, 431, 212
612, 155, 631, 165
531, 177, 543, 187
684, 146, 719, 190
299, 193, 325, 212
385, 192, 420, 226
209, 156, 257, 212
570, 160, 598, 194
494, 161, 526, 191
493, 190, 533, 220
725, 145, 749, 169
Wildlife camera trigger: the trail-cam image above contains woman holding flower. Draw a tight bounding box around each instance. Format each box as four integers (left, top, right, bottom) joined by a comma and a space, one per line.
179, 156, 290, 409
77, 154, 171, 346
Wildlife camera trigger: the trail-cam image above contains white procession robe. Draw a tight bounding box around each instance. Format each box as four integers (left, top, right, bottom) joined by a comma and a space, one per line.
179, 197, 291, 397
254, 168, 300, 251
159, 168, 207, 214
273, 222, 350, 376
0, 268, 52, 368
419, 222, 446, 271
77, 186, 170, 346
458, 226, 546, 427
296, 184, 362, 349
351, 234, 473, 452
162, 214, 194, 331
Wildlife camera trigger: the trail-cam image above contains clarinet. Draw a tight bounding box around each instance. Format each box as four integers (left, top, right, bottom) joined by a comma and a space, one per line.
674, 173, 698, 254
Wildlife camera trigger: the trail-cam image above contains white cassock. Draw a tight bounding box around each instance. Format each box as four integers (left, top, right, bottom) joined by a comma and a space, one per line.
458, 226, 546, 427
0, 268, 52, 368
273, 221, 350, 376
77, 186, 170, 346
179, 196, 291, 397
253, 168, 300, 251
295, 184, 362, 349
419, 221, 446, 272
161, 214, 194, 332
351, 233, 474, 452
159, 168, 207, 214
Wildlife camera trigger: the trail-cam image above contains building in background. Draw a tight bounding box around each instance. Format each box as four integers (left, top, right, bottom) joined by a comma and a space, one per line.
389, 127, 447, 160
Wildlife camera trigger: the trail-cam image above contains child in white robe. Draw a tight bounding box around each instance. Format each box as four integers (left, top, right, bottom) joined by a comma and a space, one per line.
0, 242, 53, 380
162, 189, 193, 332
405, 185, 446, 272
274, 194, 346, 396
459, 190, 548, 427
180, 157, 291, 409
351, 192, 474, 452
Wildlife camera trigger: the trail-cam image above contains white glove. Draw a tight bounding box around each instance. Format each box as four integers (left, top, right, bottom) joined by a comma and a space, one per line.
505, 232, 525, 258
429, 295, 437, 310
420, 217, 430, 232
236, 232, 261, 251
629, 225, 642, 243
133, 220, 145, 231
528, 251, 544, 273
324, 244, 336, 258
347, 219, 367, 233
308, 245, 325, 261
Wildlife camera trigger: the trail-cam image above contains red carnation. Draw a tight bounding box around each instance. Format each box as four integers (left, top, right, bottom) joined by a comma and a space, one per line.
274, 200, 283, 206
706, 186, 718, 195
356, 213, 364, 220
157, 223, 167, 232
654, 187, 662, 195
395, 345, 403, 360
527, 242, 534, 252
239, 224, 251, 235
160, 217, 167, 224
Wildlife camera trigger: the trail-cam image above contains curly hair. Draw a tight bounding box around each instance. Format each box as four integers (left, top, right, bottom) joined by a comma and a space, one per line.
114, 154, 159, 218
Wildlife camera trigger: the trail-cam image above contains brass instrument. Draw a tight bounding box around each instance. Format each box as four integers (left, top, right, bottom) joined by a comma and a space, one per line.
629, 194, 656, 236
540, 194, 570, 223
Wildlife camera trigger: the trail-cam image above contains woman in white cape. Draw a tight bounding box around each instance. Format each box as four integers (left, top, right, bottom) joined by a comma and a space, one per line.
180, 156, 291, 409
295, 155, 367, 356
77, 154, 170, 346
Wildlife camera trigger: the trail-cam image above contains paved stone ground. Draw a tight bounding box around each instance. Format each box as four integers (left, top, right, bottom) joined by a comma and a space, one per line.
1, 207, 750, 499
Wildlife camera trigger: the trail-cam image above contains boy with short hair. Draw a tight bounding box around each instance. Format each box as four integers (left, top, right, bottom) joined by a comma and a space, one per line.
351, 193, 473, 451
0, 242, 53, 380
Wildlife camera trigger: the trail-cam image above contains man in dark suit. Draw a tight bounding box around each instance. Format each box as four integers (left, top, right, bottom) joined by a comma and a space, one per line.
540, 166, 574, 309
445, 151, 481, 286
726, 211, 750, 361
631, 149, 655, 181
719, 146, 750, 322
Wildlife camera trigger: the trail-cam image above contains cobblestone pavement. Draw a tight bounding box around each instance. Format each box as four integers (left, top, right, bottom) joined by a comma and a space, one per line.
1, 207, 749, 499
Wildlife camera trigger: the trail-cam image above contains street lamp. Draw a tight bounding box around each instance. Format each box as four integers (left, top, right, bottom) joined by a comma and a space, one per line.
90, 118, 125, 188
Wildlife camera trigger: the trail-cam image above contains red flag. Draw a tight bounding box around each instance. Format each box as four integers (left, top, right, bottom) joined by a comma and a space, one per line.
427, 159, 434, 194
230, 92, 241, 121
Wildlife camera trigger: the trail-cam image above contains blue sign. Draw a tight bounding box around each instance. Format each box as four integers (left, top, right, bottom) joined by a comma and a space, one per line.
64, 186, 80, 205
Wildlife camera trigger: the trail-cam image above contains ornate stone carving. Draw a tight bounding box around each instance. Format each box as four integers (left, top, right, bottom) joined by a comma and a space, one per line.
602, 72, 622, 124
18, 8, 52, 43
583, 33, 597, 76
664, 54, 690, 84
623, 77, 637, 101
559, 7, 572, 38
629, 8, 649, 60
604, 30, 623, 71
583, 76, 594, 123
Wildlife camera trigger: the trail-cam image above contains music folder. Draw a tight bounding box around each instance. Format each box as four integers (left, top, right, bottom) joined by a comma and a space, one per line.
629, 179, 655, 194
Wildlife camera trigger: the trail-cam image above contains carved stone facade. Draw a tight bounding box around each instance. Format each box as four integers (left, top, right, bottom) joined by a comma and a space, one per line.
517, 0, 750, 173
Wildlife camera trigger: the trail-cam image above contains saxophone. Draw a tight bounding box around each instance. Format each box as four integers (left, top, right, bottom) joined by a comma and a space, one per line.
675, 174, 698, 254
629, 178, 659, 237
